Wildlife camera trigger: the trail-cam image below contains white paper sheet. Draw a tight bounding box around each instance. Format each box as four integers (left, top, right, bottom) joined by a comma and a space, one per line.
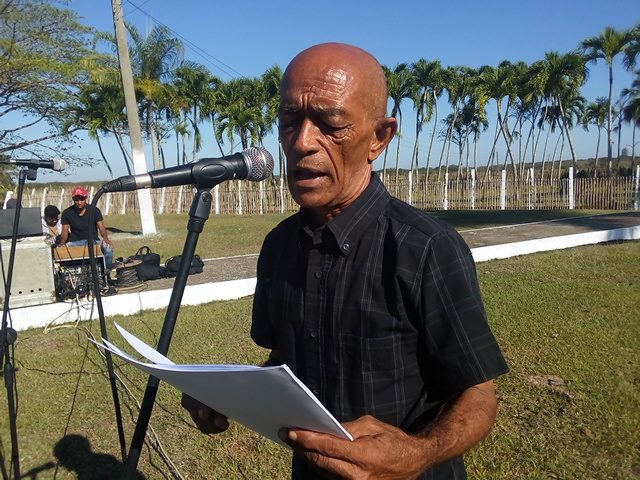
99, 324, 353, 448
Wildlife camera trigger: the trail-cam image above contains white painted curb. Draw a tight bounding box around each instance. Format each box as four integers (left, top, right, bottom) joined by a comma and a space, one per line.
471, 226, 640, 262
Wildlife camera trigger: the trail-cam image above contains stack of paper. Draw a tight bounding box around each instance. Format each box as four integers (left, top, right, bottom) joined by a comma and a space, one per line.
99, 324, 353, 448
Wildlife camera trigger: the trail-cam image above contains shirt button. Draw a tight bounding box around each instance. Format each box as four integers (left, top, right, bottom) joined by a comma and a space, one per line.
341, 243, 350, 253
312, 388, 320, 396
314, 271, 322, 279
309, 330, 318, 339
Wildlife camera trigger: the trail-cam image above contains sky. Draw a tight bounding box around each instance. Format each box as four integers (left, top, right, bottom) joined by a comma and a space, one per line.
33, 0, 640, 182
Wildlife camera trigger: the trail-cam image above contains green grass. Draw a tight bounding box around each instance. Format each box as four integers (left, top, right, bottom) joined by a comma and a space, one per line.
105, 209, 613, 260
2, 240, 638, 479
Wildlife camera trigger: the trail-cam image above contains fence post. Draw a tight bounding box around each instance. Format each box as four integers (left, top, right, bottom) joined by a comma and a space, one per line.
408, 169, 413, 206
121, 192, 127, 215
58, 189, 65, 210
105, 192, 111, 215
443, 172, 449, 210
279, 177, 285, 214
259, 181, 264, 215
3, 191, 13, 208
471, 168, 476, 210
40, 187, 48, 213
28, 188, 34, 207
89, 186, 95, 203
634, 164, 640, 211
500, 169, 507, 210
528, 168, 534, 210
159, 188, 166, 214
568, 167, 575, 209
214, 185, 220, 214
176, 186, 183, 214
237, 180, 243, 215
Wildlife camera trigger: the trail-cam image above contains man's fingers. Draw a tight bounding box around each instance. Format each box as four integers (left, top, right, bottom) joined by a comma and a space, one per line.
181, 394, 229, 434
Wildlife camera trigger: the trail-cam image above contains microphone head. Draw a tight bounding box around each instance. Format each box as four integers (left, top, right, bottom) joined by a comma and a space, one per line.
52, 158, 67, 172
241, 147, 274, 181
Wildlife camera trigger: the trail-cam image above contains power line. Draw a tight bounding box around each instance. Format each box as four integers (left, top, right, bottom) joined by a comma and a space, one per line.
124, 0, 246, 79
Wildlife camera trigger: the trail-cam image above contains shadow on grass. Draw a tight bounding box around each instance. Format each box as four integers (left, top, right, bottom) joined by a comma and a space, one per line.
38, 434, 146, 480
107, 227, 142, 235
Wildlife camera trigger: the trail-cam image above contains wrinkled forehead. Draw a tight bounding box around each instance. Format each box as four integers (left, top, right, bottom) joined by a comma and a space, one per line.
282, 62, 353, 99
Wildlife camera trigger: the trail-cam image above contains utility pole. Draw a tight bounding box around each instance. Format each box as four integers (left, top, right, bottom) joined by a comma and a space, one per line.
112, 0, 157, 235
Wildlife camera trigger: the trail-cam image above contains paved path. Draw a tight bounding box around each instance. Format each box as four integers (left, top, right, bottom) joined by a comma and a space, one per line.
138, 211, 640, 291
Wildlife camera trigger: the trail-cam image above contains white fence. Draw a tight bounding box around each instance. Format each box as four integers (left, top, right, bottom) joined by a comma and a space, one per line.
5, 166, 640, 214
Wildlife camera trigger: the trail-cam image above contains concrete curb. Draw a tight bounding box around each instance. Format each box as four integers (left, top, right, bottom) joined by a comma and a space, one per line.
10, 226, 640, 331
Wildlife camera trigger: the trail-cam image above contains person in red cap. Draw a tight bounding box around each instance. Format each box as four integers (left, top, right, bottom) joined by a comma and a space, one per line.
59, 186, 114, 270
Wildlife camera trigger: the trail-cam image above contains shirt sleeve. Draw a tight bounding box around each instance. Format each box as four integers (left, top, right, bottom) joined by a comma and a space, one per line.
61, 209, 70, 226
419, 230, 508, 396
93, 206, 104, 223
250, 235, 277, 350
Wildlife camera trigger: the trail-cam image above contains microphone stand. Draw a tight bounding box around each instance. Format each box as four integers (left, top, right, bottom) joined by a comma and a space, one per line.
0, 166, 37, 480
124, 187, 213, 478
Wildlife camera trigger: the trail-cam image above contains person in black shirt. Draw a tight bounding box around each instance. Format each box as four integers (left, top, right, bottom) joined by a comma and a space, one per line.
183, 43, 508, 479
59, 186, 114, 269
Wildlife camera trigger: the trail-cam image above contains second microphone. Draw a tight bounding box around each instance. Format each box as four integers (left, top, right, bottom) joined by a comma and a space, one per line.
102, 147, 274, 193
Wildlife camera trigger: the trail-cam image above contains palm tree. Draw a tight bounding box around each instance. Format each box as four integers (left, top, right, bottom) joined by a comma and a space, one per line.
536, 51, 587, 174
63, 83, 125, 178
383, 64, 415, 185
215, 78, 263, 152
582, 97, 610, 176
621, 73, 640, 168
97, 24, 184, 170
581, 26, 634, 167
410, 59, 443, 182
436, 67, 475, 182
173, 61, 217, 162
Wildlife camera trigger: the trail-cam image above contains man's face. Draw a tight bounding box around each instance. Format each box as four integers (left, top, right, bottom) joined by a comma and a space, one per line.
279, 60, 377, 219
72, 196, 87, 210
44, 215, 59, 227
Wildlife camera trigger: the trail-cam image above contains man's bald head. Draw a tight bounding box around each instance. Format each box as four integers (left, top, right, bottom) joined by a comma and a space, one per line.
282, 43, 388, 120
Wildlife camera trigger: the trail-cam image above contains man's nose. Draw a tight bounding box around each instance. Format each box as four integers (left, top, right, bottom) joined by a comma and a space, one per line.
291, 118, 318, 154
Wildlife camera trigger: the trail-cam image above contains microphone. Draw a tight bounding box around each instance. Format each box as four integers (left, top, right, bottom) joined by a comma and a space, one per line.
0, 158, 67, 171
102, 147, 274, 192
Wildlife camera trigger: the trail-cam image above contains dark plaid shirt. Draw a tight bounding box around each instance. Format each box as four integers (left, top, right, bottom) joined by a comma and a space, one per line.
251, 173, 508, 479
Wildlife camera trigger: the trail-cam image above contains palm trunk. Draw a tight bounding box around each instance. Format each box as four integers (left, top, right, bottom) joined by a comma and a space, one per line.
394, 111, 403, 188
557, 98, 578, 173
113, 130, 132, 175
594, 127, 601, 178
606, 63, 613, 166
95, 135, 115, 179
424, 91, 439, 184
482, 116, 502, 182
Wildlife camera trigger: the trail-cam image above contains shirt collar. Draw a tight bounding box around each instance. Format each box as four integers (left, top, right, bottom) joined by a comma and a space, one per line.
298, 173, 390, 256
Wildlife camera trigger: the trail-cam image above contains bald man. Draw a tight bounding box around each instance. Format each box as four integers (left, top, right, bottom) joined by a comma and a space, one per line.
183, 43, 508, 479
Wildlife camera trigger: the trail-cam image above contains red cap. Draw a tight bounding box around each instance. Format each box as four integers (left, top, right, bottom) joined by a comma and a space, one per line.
71, 186, 88, 198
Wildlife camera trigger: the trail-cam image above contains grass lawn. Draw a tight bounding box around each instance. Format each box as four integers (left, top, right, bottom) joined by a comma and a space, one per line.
106, 209, 613, 261
2, 238, 638, 479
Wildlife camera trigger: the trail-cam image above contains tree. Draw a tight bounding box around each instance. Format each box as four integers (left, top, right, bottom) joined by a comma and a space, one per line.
173, 61, 217, 162
410, 59, 443, 182
581, 26, 634, 167
0, 0, 93, 157
383, 64, 415, 185
621, 73, 640, 168
582, 97, 609, 176
96, 23, 183, 169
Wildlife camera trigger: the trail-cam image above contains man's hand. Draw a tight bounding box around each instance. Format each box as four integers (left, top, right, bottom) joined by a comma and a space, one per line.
181, 394, 229, 434
283, 415, 427, 479
283, 380, 498, 479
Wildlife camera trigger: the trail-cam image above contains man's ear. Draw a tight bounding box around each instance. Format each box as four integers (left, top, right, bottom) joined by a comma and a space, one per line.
368, 117, 398, 162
